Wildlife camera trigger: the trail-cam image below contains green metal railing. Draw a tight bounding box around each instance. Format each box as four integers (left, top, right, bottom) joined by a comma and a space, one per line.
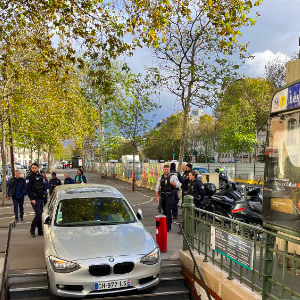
182, 196, 300, 300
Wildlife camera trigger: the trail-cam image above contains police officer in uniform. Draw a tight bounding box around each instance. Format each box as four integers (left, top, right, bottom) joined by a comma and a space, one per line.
155, 165, 180, 232
25, 163, 47, 237
182, 163, 192, 197
188, 170, 205, 213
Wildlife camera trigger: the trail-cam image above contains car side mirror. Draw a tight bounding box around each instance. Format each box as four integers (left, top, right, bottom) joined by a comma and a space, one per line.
137, 209, 143, 220
44, 215, 51, 225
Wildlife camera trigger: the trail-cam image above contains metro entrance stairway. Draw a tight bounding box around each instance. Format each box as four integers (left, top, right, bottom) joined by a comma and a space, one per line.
8, 259, 190, 300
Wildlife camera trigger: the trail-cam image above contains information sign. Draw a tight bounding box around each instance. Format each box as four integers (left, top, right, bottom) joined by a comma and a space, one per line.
211, 226, 254, 270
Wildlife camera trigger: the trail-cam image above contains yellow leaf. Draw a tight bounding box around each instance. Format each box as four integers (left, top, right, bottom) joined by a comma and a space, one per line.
208, 0, 213, 6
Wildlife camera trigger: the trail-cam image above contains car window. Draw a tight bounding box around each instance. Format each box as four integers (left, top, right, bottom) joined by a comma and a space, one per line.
54, 197, 137, 226
193, 167, 208, 174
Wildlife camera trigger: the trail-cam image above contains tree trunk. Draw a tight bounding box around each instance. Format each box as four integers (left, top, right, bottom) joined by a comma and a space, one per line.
8, 116, 15, 177
99, 103, 105, 175
178, 104, 190, 172
47, 146, 51, 173
30, 147, 33, 164
131, 111, 138, 191
1, 120, 7, 206
132, 151, 135, 191
37, 147, 40, 165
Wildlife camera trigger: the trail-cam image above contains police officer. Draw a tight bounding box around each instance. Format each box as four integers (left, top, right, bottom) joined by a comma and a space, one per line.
155, 165, 180, 232
25, 163, 47, 237
182, 163, 192, 197
188, 170, 205, 213
49, 172, 62, 195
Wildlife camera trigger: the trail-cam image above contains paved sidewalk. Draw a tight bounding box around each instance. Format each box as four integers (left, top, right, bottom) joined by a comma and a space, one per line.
1, 169, 183, 271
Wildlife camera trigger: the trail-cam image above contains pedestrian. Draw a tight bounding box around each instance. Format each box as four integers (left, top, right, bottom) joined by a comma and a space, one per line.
181, 163, 186, 175
64, 172, 75, 184
188, 170, 205, 214
155, 164, 180, 232
7, 170, 26, 223
49, 172, 62, 195
40, 170, 50, 205
75, 168, 87, 183
170, 162, 183, 220
182, 163, 192, 198
25, 163, 47, 237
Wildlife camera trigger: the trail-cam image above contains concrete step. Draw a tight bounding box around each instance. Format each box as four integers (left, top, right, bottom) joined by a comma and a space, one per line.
8, 268, 47, 284
161, 260, 182, 274
9, 281, 49, 299
159, 272, 185, 287
10, 283, 189, 300
87, 284, 190, 300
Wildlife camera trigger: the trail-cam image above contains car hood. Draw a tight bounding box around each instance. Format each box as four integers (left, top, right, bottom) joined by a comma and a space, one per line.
50, 222, 155, 261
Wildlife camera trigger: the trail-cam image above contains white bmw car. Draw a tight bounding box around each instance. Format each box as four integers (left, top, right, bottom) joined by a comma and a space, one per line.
43, 184, 161, 300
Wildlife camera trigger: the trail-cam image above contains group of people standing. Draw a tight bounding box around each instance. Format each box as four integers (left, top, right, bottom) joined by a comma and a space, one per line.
7, 165, 87, 237
155, 163, 205, 232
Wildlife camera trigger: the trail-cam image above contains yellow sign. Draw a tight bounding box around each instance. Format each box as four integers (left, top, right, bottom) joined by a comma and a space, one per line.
280, 95, 286, 107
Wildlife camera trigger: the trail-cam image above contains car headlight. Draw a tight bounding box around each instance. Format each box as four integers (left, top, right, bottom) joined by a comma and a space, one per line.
140, 248, 160, 265
49, 256, 81, 273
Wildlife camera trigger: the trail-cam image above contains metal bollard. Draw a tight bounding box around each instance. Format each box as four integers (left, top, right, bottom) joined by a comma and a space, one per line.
156, 215, 167, 252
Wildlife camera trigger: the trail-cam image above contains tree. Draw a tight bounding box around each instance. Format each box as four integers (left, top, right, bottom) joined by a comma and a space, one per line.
264, 53, 298, 90
112, 74, 160, 190
143, 113, 184, 161
0, 0, 179, 72
107, 140, 133, 162
197, 114, 220, 163
149, 0, 263, 171
217, 77, 273, 161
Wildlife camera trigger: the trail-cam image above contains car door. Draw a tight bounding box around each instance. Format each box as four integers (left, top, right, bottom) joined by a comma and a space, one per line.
43, 191, 57, 255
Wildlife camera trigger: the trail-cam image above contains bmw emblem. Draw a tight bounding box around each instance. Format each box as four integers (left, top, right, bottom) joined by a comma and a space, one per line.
108, 257, 114, 262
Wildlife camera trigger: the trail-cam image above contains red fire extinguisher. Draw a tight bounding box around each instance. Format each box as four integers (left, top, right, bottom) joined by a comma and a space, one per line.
156, 215, 167, 252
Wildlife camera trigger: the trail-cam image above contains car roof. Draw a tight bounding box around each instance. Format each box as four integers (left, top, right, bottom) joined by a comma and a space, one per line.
55, 184, 123, 200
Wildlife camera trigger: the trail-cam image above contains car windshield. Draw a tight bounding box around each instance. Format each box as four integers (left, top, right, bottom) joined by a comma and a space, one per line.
54, 197, 137, 226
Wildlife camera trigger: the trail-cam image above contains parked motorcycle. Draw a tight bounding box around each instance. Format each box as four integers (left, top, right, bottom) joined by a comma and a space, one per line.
216, 181, 244, 202
201, 182, 235, 219
230, 186, 263, 238
201, 182, 263, 237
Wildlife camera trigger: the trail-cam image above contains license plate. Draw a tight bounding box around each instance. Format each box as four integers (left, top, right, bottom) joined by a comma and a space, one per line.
94, 279, 131, 290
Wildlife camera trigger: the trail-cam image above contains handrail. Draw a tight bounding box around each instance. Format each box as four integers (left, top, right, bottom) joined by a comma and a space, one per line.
175, 221, 213, 300
0, 220, 16, 300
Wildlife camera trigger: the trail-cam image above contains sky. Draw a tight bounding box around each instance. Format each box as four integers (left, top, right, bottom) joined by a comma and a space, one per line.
122, 0, 300, 125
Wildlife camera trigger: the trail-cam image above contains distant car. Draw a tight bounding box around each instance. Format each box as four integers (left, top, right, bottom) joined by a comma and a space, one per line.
192, 167, 209, 181
43, 184, 161, 300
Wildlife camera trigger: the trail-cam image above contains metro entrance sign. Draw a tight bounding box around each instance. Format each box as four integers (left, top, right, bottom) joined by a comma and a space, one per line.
271, 80, 300, 115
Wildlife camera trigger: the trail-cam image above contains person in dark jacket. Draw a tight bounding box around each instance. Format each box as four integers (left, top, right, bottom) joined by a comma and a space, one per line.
25, 163, 47, 237
170, 162, 183, 220
188, 170, 205, 214
75, 168, 87, 183
64, 172, 75, 184
7, 170, 26, 222
182, 163, 192, 197
49, 172, 62, 195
